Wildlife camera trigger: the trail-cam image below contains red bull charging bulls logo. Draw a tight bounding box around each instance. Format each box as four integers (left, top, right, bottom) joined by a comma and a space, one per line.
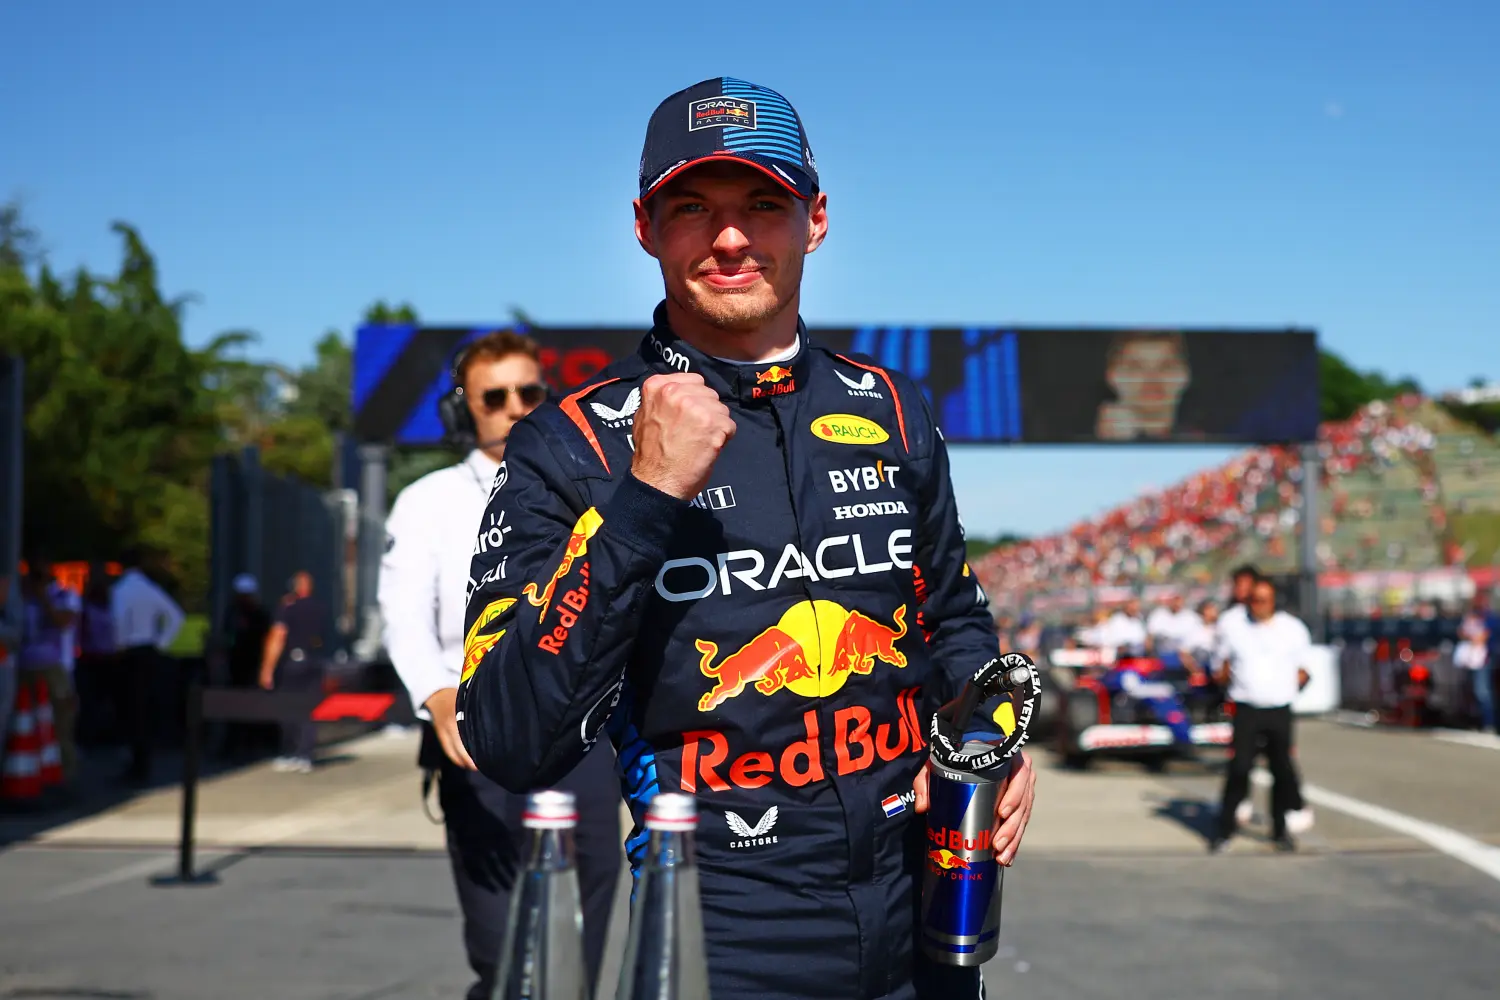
695, 601, 908, 712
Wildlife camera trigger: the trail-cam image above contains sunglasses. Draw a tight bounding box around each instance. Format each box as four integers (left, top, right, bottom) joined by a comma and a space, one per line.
475, 383, 548, 411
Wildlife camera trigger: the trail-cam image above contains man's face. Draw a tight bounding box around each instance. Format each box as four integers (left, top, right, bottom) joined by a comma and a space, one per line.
1249, 582, 1276, 622
465, 354, 545, 455
1202, 602, 1220, 624
1125, 599, 1141, 618
635, 161, 828, 332
1232, 572, 1255, 603
1107, 338, 1190, 409
1167, 594, 1184, 613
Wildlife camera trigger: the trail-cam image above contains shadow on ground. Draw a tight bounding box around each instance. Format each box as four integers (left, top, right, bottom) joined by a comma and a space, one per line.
1149, 796, 1220, 842
0, 723, 375, 849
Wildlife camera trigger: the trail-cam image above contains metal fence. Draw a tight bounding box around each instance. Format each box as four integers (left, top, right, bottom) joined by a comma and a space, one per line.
208, 446, 356, 670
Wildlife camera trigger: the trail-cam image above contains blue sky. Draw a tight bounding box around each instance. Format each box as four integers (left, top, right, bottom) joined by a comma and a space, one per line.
3, 2, 1495, 537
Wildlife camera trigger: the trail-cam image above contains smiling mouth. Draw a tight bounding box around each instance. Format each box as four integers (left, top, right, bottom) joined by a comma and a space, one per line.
699, 268, 763, 289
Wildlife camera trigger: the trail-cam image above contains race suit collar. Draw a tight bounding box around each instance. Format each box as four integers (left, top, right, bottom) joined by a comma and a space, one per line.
639, 301, 811, 404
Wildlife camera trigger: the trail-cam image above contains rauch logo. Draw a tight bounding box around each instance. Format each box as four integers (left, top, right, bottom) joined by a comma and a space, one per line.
811, 414, 889, 445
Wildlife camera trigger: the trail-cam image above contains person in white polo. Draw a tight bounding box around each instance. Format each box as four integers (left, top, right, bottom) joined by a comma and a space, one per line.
1211, 575, 1314, 852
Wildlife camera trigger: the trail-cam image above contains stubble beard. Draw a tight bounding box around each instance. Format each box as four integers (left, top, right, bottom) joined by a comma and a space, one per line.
672, 255, 803, 334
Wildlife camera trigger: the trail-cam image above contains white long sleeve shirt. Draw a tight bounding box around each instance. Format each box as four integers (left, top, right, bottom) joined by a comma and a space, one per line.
1218, 610, 1312, 708
110, 569, 185, 651
378, 449, 504, 717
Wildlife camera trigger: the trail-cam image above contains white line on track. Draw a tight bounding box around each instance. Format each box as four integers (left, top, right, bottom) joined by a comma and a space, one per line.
1431, 729, 1500, 752
39, 853, 186, 901
1251, 770, 1500, 884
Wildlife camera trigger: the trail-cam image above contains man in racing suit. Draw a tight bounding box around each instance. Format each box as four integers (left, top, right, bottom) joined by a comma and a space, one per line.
458, 77, 1037, 1000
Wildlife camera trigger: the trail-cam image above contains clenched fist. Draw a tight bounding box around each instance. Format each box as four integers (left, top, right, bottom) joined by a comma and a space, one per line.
631, 373, 736, 501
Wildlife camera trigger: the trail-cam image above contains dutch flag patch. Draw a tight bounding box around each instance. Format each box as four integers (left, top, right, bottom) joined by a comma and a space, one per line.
881, 794, 906, 818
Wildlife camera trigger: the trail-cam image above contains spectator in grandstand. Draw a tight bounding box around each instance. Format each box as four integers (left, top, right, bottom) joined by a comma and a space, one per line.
19, 558, 82, 783
110, 550, 185, 784
1211, 578, 1314, 853
258, 571, 328, 773
1454, 597, 1494, 733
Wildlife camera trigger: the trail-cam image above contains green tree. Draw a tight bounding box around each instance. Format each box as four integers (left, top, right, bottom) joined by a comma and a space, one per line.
0, 210, 237, 606
1319, 348, 1422, 422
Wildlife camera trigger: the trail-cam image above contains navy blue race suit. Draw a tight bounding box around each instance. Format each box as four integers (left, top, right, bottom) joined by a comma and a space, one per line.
459, 304, 1001, 1000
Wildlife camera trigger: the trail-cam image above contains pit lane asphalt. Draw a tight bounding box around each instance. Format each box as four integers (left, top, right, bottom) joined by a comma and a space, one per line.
0, 720, 1495, 999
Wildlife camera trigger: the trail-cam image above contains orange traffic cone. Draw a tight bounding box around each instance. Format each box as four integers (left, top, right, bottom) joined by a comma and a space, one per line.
1, 683, 43, 801
33, 678, 64, 788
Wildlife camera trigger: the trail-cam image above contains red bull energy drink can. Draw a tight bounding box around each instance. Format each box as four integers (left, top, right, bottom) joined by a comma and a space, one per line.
919, 752, 1005, 966
920, 652, 1041, 967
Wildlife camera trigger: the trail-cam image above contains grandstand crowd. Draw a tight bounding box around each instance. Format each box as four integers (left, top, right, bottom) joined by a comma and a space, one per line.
973, 394, 1500, 614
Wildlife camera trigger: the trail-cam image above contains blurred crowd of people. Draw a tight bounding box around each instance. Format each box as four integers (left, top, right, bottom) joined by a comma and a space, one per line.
0, 557, 330, 794
994, 567, 1500, 734
0, 554, 183, 790
975, 396, 1453, 604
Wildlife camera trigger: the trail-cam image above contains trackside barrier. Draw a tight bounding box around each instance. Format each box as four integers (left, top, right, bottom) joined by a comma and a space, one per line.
153, 684, 416, 887
1335, 641, 1466, 725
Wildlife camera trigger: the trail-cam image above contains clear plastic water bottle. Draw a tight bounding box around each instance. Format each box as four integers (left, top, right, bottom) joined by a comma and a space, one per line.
492, 790, 587, 1000
616, 792, 712, 1000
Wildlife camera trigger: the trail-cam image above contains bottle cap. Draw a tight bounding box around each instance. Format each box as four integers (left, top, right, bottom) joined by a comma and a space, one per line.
927, 652, 1041, 776
522, 789, 578, 829
645, 792, 698, 832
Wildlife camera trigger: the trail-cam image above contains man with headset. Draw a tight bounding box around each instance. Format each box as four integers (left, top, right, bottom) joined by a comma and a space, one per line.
377, 330, 620, 1000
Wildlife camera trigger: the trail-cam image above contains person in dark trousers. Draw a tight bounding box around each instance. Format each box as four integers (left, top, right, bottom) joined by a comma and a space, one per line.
109, 551, 185, 784
377, 329, 620, 1000
223, 573, 273, 757
75, 564, 118, 746
1211, 577, 1313, 853
456, 78, 1038, 1000
259, 571, 327, 773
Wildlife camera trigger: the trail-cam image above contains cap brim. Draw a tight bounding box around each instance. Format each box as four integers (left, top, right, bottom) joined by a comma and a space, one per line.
641, 153, 811, 202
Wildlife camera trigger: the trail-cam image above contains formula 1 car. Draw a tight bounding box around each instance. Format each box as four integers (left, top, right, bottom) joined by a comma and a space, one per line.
1048, 648, 1233, 771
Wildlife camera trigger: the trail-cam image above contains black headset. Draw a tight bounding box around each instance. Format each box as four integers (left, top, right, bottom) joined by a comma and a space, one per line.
438, 331, 548, 452
437, 340, 479, 452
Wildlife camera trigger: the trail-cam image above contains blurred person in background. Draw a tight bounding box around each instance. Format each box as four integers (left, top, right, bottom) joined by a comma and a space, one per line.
378, 330, 619, 1000
1146, 590, 1202, 656
1076, 605, 1112, 649
258, 571, 327, 773
1454, 595, 1493, 733
1178, 599, 1220, 683
110, 550, 185, 784
1103, 597, 1149, 656
75, 563, 118, 747
223, 573, 272, 757
1012, 613, 1043, 659
18, 557, 82, 783
1219, 563, 1260, 629
1211, 578, 1314, 853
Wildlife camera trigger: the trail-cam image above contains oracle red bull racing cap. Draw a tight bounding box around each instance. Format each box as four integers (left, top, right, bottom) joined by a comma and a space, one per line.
639, 77, 819, 201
